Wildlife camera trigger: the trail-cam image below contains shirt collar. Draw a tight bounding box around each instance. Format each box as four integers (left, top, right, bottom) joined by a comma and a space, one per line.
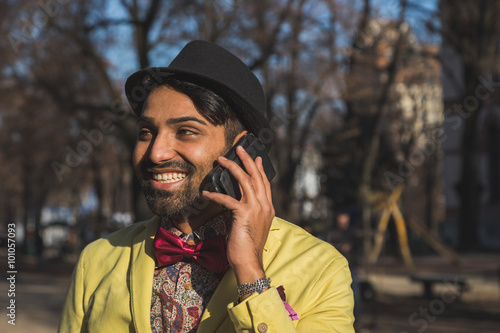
160, 211, 231, 243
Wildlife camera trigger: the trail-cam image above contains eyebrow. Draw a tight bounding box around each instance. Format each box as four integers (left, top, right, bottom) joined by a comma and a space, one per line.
166, 116, 208, 126
137, 115, 154, 124
137, 115, 208, 126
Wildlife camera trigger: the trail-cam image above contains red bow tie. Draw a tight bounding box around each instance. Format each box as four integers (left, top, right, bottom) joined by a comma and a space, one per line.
153, 227, 229, 274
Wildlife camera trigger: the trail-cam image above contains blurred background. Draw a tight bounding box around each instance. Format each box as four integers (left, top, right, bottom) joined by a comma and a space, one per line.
0, 0, 499, 332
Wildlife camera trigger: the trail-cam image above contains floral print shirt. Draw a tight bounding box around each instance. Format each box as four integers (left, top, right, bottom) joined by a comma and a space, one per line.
150, 212, 230, 332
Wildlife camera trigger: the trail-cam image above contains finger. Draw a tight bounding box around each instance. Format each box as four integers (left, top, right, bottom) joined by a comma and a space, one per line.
255, 156, 273, 204
202, 190, 240, 211
236, 146, 263, 180
235, 146, 267, 197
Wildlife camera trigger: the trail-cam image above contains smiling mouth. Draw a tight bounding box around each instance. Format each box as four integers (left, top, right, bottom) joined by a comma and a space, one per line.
152, 172, 187, 183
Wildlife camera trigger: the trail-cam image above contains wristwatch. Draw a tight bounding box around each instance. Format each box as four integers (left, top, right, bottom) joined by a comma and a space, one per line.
237, 277, 271, 298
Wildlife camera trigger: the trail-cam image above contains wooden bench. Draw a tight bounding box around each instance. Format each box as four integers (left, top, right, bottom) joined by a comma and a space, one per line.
410, 273, 469, 298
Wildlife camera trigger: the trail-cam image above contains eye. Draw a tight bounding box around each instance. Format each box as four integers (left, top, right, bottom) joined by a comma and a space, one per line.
138, 128, 153, 140
178, 128, 198, 136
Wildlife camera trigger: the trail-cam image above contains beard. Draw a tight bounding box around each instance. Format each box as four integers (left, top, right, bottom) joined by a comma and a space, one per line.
141, 178, 208, 219
140, 154, 221, 220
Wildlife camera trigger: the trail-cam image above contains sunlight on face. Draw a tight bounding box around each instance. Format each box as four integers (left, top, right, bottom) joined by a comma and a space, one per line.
133, 86, 227, 219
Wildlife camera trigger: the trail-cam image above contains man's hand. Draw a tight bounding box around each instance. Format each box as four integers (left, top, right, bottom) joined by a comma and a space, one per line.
202, 146, 275, 289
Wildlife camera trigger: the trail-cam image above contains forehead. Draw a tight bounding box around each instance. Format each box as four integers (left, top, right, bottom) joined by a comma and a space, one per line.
141, 85, 200, 119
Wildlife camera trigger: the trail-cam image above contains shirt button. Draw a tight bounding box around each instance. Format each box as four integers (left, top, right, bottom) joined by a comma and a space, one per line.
257, 322, 268, 332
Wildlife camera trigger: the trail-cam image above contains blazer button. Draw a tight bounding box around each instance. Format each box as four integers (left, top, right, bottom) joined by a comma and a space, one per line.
257, 322, 268, 332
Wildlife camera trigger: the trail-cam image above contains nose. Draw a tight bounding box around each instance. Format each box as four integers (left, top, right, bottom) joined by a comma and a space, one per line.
149, 133, 177, 165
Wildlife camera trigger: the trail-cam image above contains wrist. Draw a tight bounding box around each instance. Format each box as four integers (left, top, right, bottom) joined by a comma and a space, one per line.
237, 277, 271, 301
233, 263, 267, 302
232, 262, 265, 285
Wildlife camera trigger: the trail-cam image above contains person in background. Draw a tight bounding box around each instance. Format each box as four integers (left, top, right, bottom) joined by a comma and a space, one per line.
327, 209, 362, 329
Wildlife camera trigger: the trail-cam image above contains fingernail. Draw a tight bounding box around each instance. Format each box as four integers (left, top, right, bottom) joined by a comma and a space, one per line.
219, 156, 228, 161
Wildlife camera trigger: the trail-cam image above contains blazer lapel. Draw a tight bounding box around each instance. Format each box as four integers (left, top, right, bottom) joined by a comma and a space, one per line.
262, 218, 281, 270
197, 267, 237, 332
197, 218, 282, 332
130, 217, 160, 332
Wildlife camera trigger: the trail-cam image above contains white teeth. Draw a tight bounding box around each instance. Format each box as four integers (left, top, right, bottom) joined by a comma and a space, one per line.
153, 173, 186, 183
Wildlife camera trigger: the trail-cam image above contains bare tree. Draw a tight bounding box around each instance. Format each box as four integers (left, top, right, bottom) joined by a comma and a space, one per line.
3, 0, 408, 247
324, 0, 412, 266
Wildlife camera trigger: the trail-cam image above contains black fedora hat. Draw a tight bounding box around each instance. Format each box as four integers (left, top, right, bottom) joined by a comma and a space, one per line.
125, 40, 272, 146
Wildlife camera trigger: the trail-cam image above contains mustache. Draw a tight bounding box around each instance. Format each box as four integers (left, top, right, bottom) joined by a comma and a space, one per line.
141, 159, 196, 173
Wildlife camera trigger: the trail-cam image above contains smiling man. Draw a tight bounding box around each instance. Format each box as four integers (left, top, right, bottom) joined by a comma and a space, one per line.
58, 40, 354, 333
135, 85, 230, 223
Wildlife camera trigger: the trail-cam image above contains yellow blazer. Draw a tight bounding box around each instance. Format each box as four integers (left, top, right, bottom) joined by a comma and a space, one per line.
58, 217, 354, 332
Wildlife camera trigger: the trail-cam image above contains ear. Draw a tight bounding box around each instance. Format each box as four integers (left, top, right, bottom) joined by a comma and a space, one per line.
232, 130, 248, 146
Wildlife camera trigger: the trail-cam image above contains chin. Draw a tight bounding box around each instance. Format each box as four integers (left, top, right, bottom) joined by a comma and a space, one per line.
143, 185, 211, 220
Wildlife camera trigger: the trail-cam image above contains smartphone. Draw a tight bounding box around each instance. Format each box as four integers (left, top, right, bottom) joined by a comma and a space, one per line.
206, 134, 276, 200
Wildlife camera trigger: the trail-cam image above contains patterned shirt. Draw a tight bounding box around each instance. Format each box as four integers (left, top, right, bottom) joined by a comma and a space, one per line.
150, 212, 230, 332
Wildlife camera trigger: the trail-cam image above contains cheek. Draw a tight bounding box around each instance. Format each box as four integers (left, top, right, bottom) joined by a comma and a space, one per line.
188, 143, 225, 172
133, 142, 147, 167
189, 149, 215, 171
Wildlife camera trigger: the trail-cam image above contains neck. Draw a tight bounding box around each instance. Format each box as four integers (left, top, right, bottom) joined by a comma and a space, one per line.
162, 202, 224, 235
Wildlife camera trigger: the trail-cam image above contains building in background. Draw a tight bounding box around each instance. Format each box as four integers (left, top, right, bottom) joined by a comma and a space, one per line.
322, 19, 445, 245
440, 42, 500, 250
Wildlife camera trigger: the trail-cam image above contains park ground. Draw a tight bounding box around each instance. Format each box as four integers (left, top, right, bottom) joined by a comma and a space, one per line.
0, 252, 499, 333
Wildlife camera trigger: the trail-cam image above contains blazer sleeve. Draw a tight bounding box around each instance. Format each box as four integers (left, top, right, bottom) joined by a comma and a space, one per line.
227, 287, 296, 332
58, 250, 87, 333
227, 258, 355, 333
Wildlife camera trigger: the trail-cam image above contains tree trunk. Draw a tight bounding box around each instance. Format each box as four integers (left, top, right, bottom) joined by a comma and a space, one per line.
456, 97, 481, 250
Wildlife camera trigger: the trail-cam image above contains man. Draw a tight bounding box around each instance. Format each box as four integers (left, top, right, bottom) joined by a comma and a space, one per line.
327, 210, 362, 327
59, 40, 354, 333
